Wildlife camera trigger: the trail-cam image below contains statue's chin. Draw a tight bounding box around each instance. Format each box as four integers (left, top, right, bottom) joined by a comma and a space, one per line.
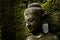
29, 29, 33, 32
29, 28, 34, 33
30, 29, 37, 34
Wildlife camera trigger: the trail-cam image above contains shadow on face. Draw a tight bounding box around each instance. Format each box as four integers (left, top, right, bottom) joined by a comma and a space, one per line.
24, 11, 42, 33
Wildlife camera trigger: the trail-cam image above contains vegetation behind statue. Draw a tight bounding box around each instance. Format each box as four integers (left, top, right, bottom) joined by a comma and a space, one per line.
24, 3, 59, 40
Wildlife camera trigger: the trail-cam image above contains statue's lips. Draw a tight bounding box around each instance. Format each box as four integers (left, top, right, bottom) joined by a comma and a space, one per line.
28, 26, 32, 30
27, 25, 33, 31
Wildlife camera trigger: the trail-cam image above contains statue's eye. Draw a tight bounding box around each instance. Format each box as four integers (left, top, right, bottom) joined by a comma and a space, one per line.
28, 18, 34, 22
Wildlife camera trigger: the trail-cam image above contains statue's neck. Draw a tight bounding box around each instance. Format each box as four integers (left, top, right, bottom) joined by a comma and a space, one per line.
32, 26, 43, 36
32, 33, 44, 38
32, 32, 43, 36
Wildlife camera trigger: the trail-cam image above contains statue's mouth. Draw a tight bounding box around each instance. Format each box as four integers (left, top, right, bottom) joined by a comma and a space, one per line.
27, 25, 33, 31
28, 26, 32, 30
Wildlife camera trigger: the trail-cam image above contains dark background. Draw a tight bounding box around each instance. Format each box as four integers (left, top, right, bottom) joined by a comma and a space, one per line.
0, 0, 60, 40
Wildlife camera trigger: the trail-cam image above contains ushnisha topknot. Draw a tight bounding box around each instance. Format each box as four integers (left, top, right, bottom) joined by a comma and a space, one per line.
28, 3, 41, 8
24, 3, 44, 16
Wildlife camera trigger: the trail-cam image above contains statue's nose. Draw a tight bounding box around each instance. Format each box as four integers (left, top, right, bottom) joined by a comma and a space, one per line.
27, 24, 31, 28
26, 23, 31, 27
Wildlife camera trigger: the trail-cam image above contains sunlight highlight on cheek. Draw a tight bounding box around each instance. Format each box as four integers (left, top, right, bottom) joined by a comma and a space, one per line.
26, 23, 29, 27
25, 15, 28, 18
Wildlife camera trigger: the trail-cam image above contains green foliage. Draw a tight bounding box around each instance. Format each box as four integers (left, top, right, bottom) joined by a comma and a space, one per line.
41, 1, 52, 13
15, 2, 29, 40
15, 0, 60, 40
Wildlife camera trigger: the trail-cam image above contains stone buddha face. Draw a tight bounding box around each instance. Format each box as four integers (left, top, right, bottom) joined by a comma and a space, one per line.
24, 8, 42, 34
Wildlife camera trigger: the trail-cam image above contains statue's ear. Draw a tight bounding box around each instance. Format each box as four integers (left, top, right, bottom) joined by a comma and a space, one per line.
42, 23, 49, 33
42, 13, 49, 21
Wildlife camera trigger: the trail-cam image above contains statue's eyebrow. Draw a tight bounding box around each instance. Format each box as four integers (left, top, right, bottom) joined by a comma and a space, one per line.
28, 17, 34, 22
